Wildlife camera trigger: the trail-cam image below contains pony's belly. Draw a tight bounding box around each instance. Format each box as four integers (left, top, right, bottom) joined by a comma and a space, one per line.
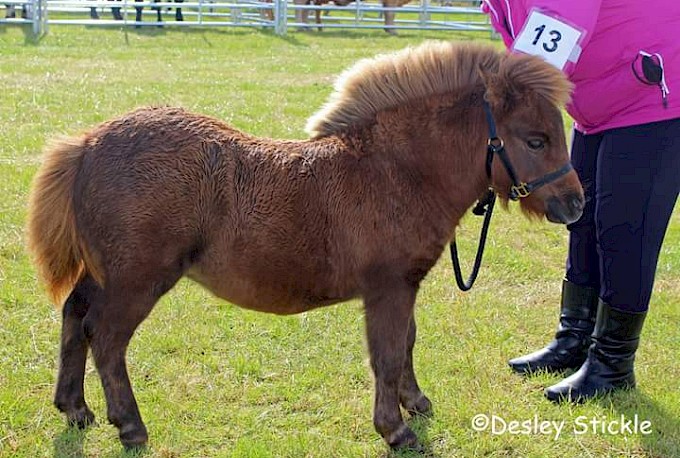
186, 268, 356, 315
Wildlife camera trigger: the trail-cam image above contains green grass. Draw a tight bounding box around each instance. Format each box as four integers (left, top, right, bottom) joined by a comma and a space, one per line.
1, 24, 678, 458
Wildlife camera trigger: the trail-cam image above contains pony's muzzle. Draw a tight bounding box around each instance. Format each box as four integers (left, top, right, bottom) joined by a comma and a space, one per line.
546, 193, 584, 225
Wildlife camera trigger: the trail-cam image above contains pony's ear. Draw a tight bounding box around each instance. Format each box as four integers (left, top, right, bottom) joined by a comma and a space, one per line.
477, 64, 519, 113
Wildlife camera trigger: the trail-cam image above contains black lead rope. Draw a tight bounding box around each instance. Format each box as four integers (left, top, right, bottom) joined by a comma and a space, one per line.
448, 101, 501, 291
449, 188, 496, 291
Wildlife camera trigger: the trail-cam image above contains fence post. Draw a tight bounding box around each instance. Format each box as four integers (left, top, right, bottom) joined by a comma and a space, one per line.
274, 0, 287, 35
32, 0, 46, 36
419, 0, 430, 27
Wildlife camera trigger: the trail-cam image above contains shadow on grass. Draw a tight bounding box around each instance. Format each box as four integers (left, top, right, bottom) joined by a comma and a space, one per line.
604, 390, 680, 458
53, 426, 88, 458
53, 425, 150, 458
7, 19, 483, 48
0, 23, 45, 44
379, 412, 441, 458
511, 367, 679, 456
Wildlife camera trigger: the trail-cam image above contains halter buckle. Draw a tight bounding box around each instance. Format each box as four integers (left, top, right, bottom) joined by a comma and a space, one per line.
510, 182, 531, 200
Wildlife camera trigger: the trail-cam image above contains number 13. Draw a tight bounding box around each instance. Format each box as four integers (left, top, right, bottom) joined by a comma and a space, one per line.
532, 24, 562, 53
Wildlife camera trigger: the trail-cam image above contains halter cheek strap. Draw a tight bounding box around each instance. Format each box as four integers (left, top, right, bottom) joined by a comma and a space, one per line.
482, 101, 573, 201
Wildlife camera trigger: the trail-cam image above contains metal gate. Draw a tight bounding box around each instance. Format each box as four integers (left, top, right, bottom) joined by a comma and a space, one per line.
2, 0, 491, 36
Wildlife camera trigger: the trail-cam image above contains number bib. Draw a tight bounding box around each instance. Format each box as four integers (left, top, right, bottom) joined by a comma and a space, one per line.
512, 10, 583, 70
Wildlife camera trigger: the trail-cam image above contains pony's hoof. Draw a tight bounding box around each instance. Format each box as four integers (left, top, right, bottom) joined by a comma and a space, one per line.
409, 394, 433, 417
66, 406, 96, 429
387, 424, 421, 451
119, 423, 148, 450
401, 393, 433, 417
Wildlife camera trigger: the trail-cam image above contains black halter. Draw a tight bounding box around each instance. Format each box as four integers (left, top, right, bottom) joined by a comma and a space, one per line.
449, 100, 574, 291
482, 101, 574, 200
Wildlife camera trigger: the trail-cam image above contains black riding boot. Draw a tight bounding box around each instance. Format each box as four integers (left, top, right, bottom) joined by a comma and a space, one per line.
545, 300, 646, 402
508, 279, 598, 374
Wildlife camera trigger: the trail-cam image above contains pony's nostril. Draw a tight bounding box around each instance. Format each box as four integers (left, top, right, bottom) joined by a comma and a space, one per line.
570, 196, 585, 212
547, 195, 584, 225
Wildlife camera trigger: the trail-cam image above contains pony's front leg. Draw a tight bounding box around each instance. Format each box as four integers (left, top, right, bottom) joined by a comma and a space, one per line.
364, 282, 420, 450
399, 316, 432, 415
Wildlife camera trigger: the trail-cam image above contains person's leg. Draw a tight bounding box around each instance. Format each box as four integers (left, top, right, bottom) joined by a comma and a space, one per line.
598, 120, 680, 312
111, 0, 123, 20
546, 118, 680, 402
509, 129, 602, 374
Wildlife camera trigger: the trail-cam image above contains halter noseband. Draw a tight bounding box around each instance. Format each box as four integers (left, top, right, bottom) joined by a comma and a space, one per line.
482, 101, 573, 200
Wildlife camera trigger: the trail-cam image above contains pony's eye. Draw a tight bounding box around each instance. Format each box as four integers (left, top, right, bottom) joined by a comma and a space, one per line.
527, 138, 545, 150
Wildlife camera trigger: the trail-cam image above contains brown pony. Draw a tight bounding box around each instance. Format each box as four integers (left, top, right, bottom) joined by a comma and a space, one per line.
27, 41, 583, 451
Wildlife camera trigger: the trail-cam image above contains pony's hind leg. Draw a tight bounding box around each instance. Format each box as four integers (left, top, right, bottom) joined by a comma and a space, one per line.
84, 269, 182, 449
399, 316, 432, 415
364, 281, 421, 450
54, 275, 100, 428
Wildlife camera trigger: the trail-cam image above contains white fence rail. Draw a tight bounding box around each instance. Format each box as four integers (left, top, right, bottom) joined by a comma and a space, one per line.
2, 0, 492, 36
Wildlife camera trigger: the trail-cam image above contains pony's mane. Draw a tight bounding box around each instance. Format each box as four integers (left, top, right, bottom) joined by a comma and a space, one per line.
305, 41, 572, 139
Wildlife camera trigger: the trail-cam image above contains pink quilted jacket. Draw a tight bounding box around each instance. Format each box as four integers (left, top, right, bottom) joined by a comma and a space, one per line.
481, 0, 680, 133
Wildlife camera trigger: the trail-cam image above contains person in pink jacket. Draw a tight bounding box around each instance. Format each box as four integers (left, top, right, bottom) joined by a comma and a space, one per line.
481, 0, 680, 402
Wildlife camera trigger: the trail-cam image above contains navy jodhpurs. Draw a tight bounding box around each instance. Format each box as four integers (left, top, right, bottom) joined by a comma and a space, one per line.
566, 118, 680, 312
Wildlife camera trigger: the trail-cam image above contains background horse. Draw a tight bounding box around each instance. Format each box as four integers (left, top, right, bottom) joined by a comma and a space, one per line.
27, 41, 583, 451
292, 0, 352, 31
289, 0, 409, 33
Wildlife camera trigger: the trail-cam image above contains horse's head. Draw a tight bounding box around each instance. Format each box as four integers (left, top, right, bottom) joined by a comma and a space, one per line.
481, 54, 584, 224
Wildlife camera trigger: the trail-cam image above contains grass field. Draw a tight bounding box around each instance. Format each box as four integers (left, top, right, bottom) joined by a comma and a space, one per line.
0, 23, 678, 458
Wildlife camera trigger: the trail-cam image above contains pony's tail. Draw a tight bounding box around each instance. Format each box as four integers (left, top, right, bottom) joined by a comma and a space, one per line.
26, 136, 102, 306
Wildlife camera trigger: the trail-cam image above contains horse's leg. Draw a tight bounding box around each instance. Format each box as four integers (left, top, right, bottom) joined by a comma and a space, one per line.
382, 2, 397, 35
174, 0, 183, 21
54, 275, 101, 428
153, 0, 162, 24
293, 0, 307, 28
134, 0, 143, 25
301, 5, 309, 25
84, 270, 181, 448
398, 316, 432, 415
364, 283, 420, 450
